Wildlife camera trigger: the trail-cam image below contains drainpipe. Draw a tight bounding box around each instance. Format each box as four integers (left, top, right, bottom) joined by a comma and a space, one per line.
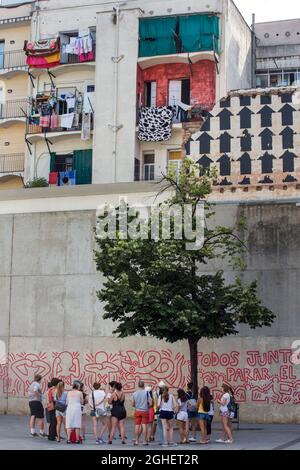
110, 4, 126, 183
251, 13, 256, 88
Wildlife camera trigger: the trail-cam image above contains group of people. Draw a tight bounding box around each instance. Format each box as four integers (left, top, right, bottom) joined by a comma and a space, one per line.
28, 374, 236, 446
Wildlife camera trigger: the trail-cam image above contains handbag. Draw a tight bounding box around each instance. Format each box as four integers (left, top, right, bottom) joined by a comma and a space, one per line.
90, 391, 106, 417
55, 401, 67, 413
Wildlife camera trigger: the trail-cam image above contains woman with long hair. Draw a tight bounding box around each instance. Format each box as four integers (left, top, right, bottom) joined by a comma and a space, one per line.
197, 387, 211, 445
157, 386, 177, 447
216, 383, 234, 444
176, 389, 189, 444
54, 381, 67, 442
202, 386, 214, 441
108, 382, 127, 444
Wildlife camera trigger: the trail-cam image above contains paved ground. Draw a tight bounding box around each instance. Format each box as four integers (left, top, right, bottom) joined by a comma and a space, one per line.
0, 416, 300, 450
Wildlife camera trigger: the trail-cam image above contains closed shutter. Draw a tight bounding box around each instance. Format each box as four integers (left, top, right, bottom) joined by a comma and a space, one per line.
73, 149, 93, 185
50, 152, 56, 172
179, 15, 219, 53
139, 17, 177, 57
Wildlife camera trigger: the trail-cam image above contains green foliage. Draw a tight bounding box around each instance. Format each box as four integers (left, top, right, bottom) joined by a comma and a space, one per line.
26, 177, 49, 188
94, 158, 275, 352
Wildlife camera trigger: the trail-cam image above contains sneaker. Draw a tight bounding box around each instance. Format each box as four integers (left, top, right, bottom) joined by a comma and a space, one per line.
162, 444, 169, 447
216, 438, 226, 443
97, 438, 105, 444
169, 442, 178, 447
39, 432, 47, 438
225, 439, 233, 444
30, 432, 38, 437
189, 437, 196, 442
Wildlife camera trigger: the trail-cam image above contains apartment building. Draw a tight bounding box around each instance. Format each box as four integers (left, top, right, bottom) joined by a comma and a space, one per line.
255, 18, 300, 88
0, 1, 30, 189
0, 0, 252, 189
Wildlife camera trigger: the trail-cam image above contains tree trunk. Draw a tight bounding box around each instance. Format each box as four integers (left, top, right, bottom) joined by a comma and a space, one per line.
188, 337, 199, 397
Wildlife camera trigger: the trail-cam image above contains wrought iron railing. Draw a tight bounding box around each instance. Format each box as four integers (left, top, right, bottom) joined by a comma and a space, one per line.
26, 113, 94, 134
0, 153, 25, 173
0, 50, 27, 70
0, 99, 28, 119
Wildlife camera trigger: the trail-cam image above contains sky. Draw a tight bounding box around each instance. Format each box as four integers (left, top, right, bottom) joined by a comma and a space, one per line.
1, 0, 300, 24
235, 0, 300, 25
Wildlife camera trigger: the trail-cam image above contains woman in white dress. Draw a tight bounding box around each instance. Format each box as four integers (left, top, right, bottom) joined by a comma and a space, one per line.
66, 381, 83, 444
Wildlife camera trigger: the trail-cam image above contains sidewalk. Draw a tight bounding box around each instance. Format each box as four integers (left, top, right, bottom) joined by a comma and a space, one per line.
0, 415, 299, 450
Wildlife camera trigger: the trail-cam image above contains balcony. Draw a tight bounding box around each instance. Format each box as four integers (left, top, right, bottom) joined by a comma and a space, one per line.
0, 99, 28, 122
0, 50, 27, 74
0, 153, 25, 174
26, 113, 94, 136
60, 42, 96, 65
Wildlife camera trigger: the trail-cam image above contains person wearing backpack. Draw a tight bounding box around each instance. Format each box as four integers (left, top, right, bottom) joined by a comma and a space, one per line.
54, 381, 67, 442
186, 382, 197, 442
216, 383, 234, 444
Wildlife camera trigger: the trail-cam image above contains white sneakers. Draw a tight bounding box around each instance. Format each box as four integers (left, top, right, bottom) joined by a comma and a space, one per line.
216, 438, 233, 444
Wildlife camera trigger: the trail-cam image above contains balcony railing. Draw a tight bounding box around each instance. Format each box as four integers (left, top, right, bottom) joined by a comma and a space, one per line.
0, 50, 27, 70
137, 103, 211, 126
0, 99, 28, 119
0, 153, 25, 173
26, 113, 94, 135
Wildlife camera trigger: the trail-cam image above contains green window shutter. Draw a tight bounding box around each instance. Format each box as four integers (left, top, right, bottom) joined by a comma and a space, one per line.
50, 152, 56, 172
179, 15, 219, 53
139, 17, 177, 57
73, 149, 93, 185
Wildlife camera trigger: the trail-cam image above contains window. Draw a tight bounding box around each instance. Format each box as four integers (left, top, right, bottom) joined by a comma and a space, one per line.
139, 14, 219, 57
0, 41, 4, 69
143, 153, 155, 180
256, 74, 269, 88
270, 72, 284, 87
168, 149, 182, 176
169, 79, 190, 122
144, 81, 157, 107
54, 154, 74, 172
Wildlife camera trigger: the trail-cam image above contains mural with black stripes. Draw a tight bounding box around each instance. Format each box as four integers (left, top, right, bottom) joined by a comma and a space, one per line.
185, 89, 300, 187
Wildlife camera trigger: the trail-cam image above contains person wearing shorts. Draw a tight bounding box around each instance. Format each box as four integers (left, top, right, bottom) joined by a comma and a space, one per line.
28, 374, 46, 438
132, 381, 152, 446
157, 386, 177, 447
176, 389, 189, 444
186, 382, 197, 442
216, 383, 234, 444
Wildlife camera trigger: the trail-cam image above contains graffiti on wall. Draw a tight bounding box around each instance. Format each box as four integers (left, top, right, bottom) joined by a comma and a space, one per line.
1, 348, 299, 405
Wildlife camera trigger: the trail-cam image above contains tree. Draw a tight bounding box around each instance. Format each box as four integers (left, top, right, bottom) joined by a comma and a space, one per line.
94, 159, 275, 396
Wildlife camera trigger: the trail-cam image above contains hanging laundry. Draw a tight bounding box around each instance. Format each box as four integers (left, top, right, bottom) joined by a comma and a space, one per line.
61, 113, 75, 129
81, 113, 91, 141
40, 115, 50, 128
138, 106, 174, 142
66, 97, 76, 113
59, 170, 76, 186
65, 37, 77, 54
24, 38, 60, 56
49, 172, 58, 185
24, 38, 60, 68
26, 52, 60, 68
50, 113, 58, 129
73, 113, 80, 127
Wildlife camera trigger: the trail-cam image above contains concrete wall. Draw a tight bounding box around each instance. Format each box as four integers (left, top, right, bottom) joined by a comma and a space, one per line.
224, 0, 252, 93
0, 187, 299, 422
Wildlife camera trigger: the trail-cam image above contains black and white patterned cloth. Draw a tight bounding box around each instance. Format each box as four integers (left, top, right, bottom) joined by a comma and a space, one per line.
138, 106, 174, 142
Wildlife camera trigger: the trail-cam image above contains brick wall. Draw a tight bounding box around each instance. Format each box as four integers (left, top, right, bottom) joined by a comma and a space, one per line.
137, 60, 216, 109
